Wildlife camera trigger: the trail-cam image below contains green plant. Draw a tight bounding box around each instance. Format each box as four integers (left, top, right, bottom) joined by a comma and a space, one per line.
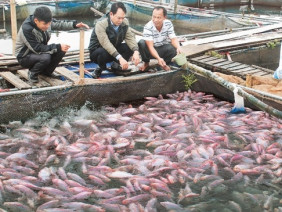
182, 74, 197, 90
205, 51, 224, 59
266, 39, 280, 49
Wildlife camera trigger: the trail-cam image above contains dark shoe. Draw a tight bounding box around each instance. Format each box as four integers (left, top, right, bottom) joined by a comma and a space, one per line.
28, 71, 39, 83
92, 68, 102, 79
111, 61, 122, 72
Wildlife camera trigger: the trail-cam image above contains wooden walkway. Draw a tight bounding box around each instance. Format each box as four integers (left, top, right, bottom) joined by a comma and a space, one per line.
0, 67, 79, 90
189, 55, 274, 79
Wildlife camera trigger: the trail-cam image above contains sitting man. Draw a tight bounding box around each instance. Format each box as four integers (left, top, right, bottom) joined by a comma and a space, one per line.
239, 0, 254, 16
16, 6, 89, 83
138, 6, 181, 71
88, 2, 140, 78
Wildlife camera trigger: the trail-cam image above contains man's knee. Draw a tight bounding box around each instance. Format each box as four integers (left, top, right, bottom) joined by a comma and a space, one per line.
167, 44, 177, 54
89, 50, 96, 62
138, 39, 146, 50
40, 54, 51, 65
90, 48, 109, 62
167, 45, 177, 58
56, 51, 66, 60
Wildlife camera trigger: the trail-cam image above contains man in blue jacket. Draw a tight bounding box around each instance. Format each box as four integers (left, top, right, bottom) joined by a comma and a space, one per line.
16, 6, 89, 83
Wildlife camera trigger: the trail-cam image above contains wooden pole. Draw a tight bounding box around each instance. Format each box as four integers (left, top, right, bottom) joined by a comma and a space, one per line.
10, 0, 17, 56
78, 29, 85, 84
2, 5, 6, 29
174, 0, 178, 14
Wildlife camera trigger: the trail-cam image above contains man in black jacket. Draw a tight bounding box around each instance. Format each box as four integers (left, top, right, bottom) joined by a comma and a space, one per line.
88, 2, 140, 78
16, 6, 89, 83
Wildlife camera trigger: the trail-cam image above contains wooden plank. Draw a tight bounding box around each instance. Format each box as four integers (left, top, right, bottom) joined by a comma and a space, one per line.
190, 55, 212, 61
220, 62, 242, 69
181, 32, 282, 57
242, 69, 264, 76
17, 70, 50, 87
55, 66, 79, 82
243, 69, 264, 75
206, 58, 226, 65
198, 57, 217, 63
0, 71, 31, 89
181, 44, 215, 57
39, 75, 65, 86
182, 23, 282, 45
231, 66, 256, 73
228, 64, 249, 71
213, 61, 234, 67
260, 73, 272, 77
212, 32, 282, 50
251, 71, 270, 76
251, 65, 275, 74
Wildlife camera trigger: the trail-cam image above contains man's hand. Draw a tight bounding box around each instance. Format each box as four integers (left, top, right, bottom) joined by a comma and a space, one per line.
119, 57, 129, 70
132, 51, 140, 66
176, 47, 182, 54
61, 44, 70, 52
76, 22, 89, 29
157, 58, 170, 71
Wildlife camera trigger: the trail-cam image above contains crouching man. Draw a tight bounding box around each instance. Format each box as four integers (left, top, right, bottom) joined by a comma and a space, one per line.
138, 6, 181, 71
88, 2, 140, 78
16, 6, 89, 83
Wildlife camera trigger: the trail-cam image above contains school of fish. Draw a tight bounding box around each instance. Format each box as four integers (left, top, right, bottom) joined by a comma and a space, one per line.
0, 90, 281, 212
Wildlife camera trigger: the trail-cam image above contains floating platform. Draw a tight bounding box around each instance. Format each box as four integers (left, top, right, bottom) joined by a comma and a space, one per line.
189, 55, 273, 79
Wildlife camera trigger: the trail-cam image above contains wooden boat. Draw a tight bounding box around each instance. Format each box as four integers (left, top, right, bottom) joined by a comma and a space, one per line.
181, 0, 239, 7
1, 20, 282, 123
253, 0, 282, 7
0, 0, 110, 21
0, 55, 188, 123
122, 0, 280, 32
176, 0, 282, 8
0, 50, 281, 124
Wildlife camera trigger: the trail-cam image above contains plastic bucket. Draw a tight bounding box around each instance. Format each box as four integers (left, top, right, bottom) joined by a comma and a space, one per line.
173, 53, 187, 66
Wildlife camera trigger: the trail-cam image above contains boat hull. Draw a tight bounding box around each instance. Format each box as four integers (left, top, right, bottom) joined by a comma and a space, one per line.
178, 0, 282, 7
253, 0, 282, 7
0, 69, 187, 123
124, 2, 245, 32
0, 0, 109, 21
1, 65, 281, 123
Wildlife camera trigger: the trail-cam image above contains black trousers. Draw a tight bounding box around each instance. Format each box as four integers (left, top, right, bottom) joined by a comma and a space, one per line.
18, 51, 65, 76
89, 43, 133, 70
138, 39, 176, 64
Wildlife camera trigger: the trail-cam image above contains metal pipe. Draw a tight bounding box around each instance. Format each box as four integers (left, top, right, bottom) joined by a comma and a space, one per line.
0, 83, 73, 97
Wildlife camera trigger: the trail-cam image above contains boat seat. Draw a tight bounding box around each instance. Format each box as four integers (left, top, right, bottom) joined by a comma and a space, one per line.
55, 66, 80, 82
0, 71, 31, 89
18, 69, 67, 87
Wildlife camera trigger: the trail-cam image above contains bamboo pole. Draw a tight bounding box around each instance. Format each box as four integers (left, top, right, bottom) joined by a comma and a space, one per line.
2, 4, 6, 30
76, 29, 85, 85
174, 0, 178, 14
10, 0, 17, 56
185, 62, 282, 119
